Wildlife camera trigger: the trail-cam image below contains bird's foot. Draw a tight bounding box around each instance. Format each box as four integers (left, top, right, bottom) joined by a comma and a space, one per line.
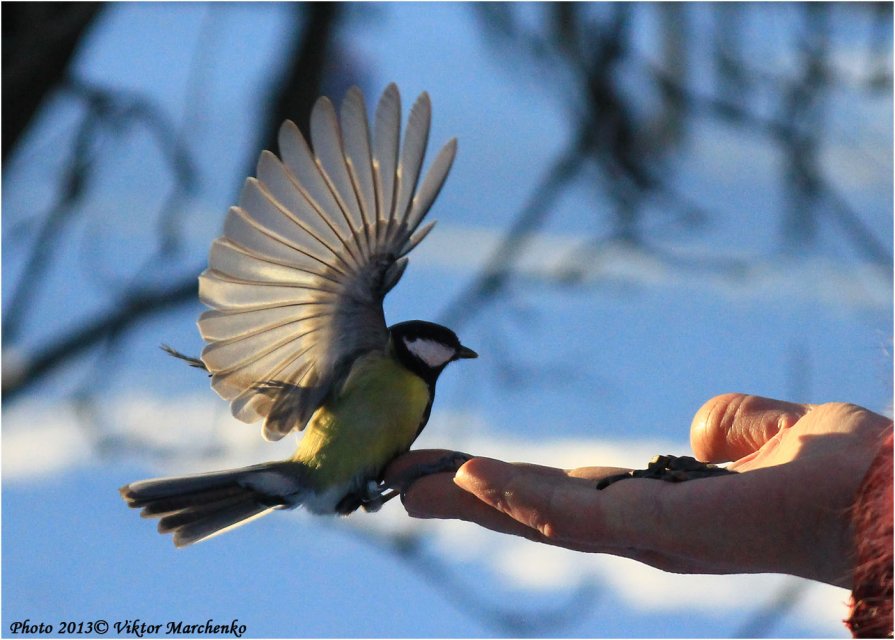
595, 454, 736, 490
362, 452, 474, 512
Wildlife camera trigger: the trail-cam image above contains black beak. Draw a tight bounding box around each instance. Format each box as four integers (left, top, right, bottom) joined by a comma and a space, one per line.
456, 345, 478, 359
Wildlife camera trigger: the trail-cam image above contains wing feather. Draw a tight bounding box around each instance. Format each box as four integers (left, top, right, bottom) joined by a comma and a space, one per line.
211, 340, 319, 412
256, 151, 347, 258
238, 179, 336, 266
199, 85, 456, 438
400, 221, 437, 259
198, 305, 330, 342
199, 272, 340, 311
405, 138, 457, 236
214, 353, 311, 410
277, 121, 363, 266
208, 239, 324, 287
392, 92, 431, 234
373, 84, 400, 244
202, 321, 320, 373
340, 87, 376, 251
222, 209, 325, 275
310, 97, 367, 255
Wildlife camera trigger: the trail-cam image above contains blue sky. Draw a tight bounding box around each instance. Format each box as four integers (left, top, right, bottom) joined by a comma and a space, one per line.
3, 3, 892, 638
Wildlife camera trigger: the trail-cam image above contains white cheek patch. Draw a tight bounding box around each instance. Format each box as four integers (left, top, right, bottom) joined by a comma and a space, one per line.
404, 338, 455, 367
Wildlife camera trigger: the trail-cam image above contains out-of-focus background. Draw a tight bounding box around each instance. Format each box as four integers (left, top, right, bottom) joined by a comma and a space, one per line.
3, 3, 892, 637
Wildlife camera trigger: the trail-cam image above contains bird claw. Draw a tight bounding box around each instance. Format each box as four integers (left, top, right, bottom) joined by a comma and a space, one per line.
595, 454, 737, 490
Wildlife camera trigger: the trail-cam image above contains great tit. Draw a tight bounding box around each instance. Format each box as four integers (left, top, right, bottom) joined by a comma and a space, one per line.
120, 84, 477, 547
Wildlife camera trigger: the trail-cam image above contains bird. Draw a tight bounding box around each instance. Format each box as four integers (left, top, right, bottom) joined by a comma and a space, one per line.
120, 84, 477, 547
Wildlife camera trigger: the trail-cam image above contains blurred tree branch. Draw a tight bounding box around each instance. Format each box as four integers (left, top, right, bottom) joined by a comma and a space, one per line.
9, 2, 888, 401
3, 278, 199, 401
2, 77, 199, 343
646, 58, 893, 267
455, 3, 890, 336
454, 3, 701, 330
3, 5, 889, 636
2, 2, 104, 163
441, 138, 585, 329
453, 8, 889, 634
2, 3, 344, 401
255, 3, 341, 155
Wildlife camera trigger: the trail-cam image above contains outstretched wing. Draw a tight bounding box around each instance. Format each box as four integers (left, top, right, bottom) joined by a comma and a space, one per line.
198, 84, 457, 441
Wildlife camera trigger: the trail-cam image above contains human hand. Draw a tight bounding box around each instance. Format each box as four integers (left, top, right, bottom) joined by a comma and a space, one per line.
385, 394, 892, 588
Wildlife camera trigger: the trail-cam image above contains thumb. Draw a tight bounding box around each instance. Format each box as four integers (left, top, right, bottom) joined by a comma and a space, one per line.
690, 393, 811, 463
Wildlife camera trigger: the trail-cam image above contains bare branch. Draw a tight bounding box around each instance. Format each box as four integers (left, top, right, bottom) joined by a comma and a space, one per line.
3, 4, 346, 403
439, 138, 585, 330
2, 79, 198, 341
2, 2, 104, 162
2, 274, 200, 401
254, 3, 342, 156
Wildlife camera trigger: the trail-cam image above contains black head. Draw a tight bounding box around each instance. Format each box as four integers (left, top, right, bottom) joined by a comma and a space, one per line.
389, 320, 477, 383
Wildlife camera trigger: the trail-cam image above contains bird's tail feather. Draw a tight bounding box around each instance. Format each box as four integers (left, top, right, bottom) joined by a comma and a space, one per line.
120, 461, 307, 547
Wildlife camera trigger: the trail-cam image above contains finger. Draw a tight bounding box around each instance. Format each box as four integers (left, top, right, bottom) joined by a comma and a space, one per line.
417, 455, 801, 577
690, 393, 811, 463
453, 457, 621, 545
384, 450, 574, 490
400, 469, 549, 543
395, 455, 637, 545
389, 452, 563, 535
407, 463, 734, 567
382, 449, 461, 485
567, 466, 633, 482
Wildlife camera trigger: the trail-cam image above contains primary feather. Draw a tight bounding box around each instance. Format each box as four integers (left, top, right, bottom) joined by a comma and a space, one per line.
198, 84, 457, 441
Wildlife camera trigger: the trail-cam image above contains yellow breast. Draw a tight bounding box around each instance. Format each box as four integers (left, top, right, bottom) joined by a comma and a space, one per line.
292, 352, 431, 488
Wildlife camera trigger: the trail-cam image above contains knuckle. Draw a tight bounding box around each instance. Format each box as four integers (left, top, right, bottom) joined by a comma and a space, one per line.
692, 393, 748, 459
